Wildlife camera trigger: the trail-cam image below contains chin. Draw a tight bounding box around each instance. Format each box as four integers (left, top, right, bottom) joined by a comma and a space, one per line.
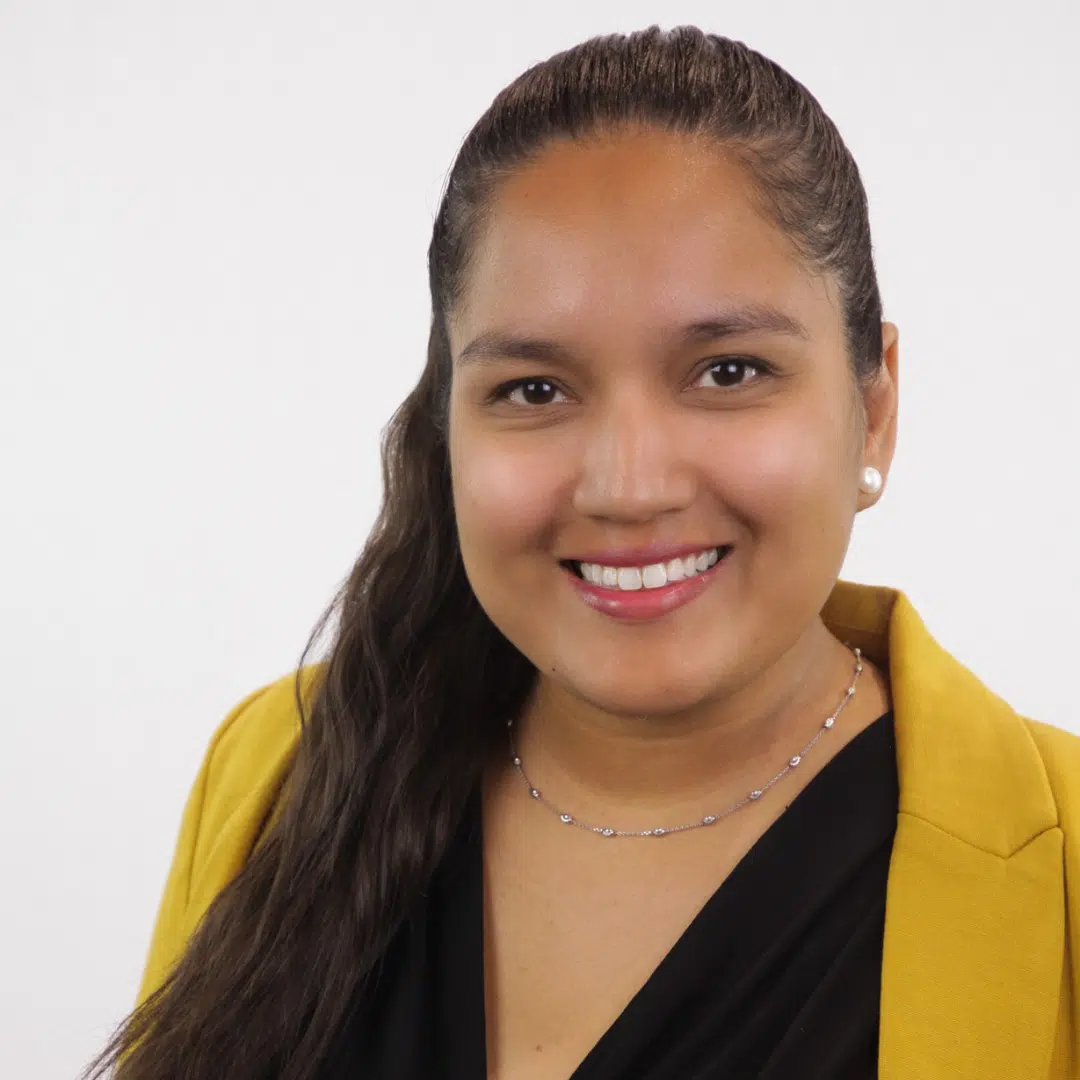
555, 667, 723, 720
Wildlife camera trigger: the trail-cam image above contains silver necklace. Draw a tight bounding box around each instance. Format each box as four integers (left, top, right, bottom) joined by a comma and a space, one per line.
507, 646, 863, 838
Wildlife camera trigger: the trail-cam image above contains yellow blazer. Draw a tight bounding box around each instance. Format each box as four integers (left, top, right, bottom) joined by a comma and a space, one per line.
137, 581, 1080, 1078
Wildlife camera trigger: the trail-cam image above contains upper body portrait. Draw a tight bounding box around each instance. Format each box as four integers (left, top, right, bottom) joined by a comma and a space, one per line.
86, 25, 1079, 1080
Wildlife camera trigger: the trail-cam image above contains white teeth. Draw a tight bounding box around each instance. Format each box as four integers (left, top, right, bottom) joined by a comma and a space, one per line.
641, 563, 667, 589
578, 547, 724, 591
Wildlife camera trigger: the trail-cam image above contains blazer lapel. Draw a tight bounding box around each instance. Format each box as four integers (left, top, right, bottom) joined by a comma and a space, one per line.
823, 583, 1066, 1080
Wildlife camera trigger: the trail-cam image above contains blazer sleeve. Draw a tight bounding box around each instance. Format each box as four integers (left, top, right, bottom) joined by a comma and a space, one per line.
135, 672, 309, 1006
1025, 717, 1080, 1075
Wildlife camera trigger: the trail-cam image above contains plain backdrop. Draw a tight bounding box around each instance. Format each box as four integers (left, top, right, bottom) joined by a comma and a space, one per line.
2, 1, 1078, 1075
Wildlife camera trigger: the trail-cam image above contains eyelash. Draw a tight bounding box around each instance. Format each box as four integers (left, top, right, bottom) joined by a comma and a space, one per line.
486, 357, 774, 408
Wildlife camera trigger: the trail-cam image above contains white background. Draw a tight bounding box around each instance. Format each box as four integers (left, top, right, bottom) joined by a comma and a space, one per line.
2, 1, 1078, 1075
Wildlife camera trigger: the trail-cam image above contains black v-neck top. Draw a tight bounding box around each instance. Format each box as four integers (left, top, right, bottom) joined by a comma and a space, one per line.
320, 710, 899, 1079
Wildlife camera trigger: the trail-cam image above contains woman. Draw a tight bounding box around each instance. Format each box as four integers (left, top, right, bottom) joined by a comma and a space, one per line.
86, 25, 1078, 1080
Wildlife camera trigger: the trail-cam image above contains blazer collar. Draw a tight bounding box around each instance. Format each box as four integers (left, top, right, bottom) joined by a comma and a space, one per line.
823, 580, 1065, 1079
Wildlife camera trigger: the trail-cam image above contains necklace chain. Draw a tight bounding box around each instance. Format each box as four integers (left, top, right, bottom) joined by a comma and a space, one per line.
507, 646, 864, 839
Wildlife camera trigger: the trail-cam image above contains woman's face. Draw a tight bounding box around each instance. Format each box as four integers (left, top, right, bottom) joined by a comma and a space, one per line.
447, 126, 897, 718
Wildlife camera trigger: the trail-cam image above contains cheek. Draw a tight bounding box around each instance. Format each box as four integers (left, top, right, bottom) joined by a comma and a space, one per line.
703, 405, 852, 532
451, 429, 566, 562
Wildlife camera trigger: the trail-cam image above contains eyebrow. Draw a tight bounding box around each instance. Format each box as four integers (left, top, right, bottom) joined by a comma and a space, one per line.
455, 304, 811, 368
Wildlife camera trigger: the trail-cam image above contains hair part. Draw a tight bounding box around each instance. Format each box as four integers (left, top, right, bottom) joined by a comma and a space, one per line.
84, 25, 883, 1080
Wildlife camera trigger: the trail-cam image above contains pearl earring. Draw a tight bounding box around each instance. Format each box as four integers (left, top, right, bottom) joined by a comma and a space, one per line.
860, 466, 883, 495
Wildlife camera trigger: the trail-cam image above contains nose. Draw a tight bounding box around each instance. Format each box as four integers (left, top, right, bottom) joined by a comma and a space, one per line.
571, 394, 696, 523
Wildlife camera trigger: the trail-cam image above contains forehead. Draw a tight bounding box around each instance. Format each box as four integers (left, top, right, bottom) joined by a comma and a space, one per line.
450, 127, 838, 350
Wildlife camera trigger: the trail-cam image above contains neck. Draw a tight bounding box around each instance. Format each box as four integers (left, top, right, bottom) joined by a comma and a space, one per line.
507, 621, 878, 828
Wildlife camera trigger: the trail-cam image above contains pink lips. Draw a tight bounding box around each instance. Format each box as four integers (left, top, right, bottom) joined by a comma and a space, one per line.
564, 546, 732, 622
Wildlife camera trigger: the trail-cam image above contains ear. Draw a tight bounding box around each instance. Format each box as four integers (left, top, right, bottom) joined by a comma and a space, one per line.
858, 321, 899, 509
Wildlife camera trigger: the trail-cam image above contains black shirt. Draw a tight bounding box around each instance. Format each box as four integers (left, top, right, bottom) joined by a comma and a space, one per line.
322, 710, 899, 1079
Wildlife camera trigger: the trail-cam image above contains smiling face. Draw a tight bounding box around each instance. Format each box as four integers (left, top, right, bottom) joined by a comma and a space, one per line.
446, 126, 896, 719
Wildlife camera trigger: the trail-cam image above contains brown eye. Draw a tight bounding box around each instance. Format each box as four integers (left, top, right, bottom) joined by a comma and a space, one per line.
699, 358, 765, 389
492, 378, 567, 407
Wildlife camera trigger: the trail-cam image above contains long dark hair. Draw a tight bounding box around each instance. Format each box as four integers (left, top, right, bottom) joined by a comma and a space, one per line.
85, 25, 883, 1080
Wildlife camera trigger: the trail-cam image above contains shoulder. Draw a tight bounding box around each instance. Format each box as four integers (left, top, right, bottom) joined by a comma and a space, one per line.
137, 667, 318, 1003
195, 669, 314, 827
185, 667, 318, 902
1023, 717, 1080, 830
